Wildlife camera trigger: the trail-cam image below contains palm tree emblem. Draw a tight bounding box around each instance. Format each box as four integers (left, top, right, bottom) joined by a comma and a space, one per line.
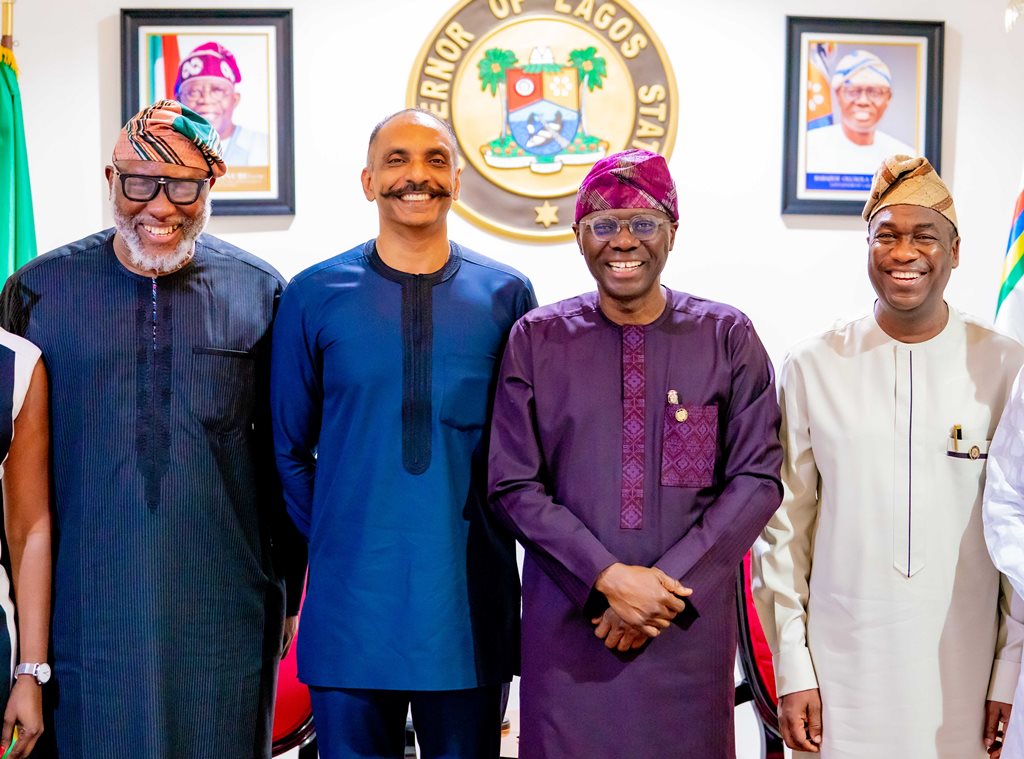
478, 48, 518, 141
568, 47, 608, 138
476, 46, 609, 174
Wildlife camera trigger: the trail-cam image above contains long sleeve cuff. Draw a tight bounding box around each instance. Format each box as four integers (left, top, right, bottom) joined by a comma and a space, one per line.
989, 657, 1021, 703
774, 645, 819, 697
284, 556, 307, 617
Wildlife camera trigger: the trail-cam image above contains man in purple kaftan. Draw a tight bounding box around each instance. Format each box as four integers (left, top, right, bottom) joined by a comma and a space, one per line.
489, 150, 783, 757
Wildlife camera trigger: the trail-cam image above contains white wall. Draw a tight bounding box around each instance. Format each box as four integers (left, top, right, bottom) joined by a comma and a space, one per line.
10, 0, 1024, 367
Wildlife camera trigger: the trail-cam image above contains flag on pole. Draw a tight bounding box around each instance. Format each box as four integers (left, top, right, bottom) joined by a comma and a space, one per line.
0, 45, 36, 281
145, 33, 181, 102
806, 42, 835, 131
995, 175, 1024, 342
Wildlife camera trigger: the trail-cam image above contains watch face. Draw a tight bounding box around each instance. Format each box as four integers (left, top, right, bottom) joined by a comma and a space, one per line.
36, 664, 51, 684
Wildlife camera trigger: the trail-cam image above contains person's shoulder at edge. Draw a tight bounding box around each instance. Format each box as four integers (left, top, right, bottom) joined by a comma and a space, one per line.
804, 123, 838, 141
0, 326, 41, 358
781, 312, 874, 366
454, 242, 532, 289
959, 306, 1024, 360
285, 240, 374, 291
196, 232, 285, 286
518, 291, 600, 327
11, 229, 116, 282
518, 289, 765, 328
662, 288, 758, 328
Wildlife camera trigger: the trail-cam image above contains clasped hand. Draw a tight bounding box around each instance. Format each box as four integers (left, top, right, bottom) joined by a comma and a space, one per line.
591, 563, 691, 650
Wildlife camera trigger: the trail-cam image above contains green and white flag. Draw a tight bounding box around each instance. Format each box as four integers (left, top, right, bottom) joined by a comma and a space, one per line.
0, 46, 35, 281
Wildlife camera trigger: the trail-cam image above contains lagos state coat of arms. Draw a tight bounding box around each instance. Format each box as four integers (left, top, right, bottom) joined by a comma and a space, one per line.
408, 0, 677, 242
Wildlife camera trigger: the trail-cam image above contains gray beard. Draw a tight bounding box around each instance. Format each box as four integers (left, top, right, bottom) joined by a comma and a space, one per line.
111, 196, 211, 275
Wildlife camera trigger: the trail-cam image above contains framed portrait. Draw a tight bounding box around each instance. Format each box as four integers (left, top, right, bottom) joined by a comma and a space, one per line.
781, 16, 944, 216
120, 9, 294, 216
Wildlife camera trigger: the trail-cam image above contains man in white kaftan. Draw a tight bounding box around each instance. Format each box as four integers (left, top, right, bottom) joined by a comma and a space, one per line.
983, 373, 1024, 759
753, 154, 1024, 758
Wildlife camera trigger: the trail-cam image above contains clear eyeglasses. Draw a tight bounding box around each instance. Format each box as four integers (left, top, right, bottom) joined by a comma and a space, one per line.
580, 214, 669, 242
178, 81, 235, 106
839, 85, 891, 103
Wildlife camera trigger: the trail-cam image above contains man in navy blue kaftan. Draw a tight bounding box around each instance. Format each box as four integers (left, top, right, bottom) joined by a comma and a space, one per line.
0, 102, 305, 758
271, 109, 536, 759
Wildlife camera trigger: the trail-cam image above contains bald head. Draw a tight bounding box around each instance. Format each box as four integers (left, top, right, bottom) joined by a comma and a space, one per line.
366, 109, 457, 166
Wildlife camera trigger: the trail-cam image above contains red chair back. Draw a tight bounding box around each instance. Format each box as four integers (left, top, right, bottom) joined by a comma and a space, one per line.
736, 551, 780, 737
272, 592, 315, 755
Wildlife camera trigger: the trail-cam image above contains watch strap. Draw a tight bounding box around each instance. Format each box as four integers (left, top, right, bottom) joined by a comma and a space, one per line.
14, 662, 49, 684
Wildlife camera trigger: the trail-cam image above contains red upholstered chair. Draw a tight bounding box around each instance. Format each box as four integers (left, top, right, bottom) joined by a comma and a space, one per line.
272, 589, 316, 756
737, 551, 781, 739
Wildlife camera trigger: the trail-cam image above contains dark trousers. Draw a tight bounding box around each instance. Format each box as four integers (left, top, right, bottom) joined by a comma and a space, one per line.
309, 685, 503, 759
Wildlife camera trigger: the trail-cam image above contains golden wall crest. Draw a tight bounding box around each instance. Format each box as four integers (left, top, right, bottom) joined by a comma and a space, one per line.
408, 0, 678, 242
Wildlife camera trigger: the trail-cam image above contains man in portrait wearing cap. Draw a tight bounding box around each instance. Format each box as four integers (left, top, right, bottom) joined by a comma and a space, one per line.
753, 155, 1024, 757
488, 149, 783, 757
271, 108, 535, 758
175, 41, 269, 167
0, 100, 305, 758
806, 50, 916, 176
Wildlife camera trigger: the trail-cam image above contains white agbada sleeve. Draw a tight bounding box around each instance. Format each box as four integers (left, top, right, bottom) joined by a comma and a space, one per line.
985, 369, 1024, 599
989, 576, 1024, 702
983, 368, 1024, 755
751, 352, 821, 696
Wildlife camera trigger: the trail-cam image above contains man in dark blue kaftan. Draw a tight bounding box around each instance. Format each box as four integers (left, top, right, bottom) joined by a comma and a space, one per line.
0, 101, 305, 758
271, 109, 535, 759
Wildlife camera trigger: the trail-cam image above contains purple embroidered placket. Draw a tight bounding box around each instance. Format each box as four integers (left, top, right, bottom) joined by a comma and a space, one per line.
621, 324, 645, 529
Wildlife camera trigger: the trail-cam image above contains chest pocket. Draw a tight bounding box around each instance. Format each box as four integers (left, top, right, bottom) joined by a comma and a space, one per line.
945, 434, 990, 462
440, 354, 495, 431
661, 403, 719, 488
190, 347, 256, 433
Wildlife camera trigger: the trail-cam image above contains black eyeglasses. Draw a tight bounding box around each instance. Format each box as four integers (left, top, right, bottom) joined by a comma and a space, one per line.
580, 214, 669, 241
114, 170, 210, 205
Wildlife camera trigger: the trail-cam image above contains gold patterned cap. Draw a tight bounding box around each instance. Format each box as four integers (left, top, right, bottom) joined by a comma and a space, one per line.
862, 154, 957, 232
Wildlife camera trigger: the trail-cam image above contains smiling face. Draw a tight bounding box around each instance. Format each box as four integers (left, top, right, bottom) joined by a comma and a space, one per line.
574, 207, 677, 324
867, 204, 959, 340
836, 81, 892, 138
107, 159, 212, 276
176, 76, 240, 136
361, 111, 460, 237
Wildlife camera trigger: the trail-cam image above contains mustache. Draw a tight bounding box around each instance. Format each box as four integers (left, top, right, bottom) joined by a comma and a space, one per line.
379, 181, 452, 199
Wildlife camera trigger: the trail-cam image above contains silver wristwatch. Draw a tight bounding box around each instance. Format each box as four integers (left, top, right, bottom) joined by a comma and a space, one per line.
14, 662, 51, 684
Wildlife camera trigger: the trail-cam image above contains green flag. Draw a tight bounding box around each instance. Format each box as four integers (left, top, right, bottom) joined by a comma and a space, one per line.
0, 46, 36, 281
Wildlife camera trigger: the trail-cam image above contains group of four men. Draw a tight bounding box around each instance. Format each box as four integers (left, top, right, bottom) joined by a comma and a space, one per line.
0, 97, 1018, 759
